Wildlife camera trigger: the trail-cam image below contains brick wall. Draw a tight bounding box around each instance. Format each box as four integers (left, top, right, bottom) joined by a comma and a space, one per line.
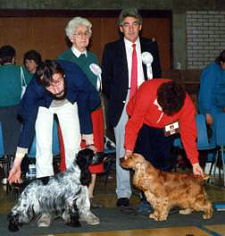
186, 11, 225, 69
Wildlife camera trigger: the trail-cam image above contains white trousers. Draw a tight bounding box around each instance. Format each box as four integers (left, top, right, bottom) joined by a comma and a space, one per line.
35, 102, 81, 178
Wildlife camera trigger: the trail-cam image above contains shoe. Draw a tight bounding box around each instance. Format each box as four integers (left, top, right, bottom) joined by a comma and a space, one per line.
37, 213, 52, 227
116, 198, 129, 207
90, 198, 103, 209
137, 200, 152, 213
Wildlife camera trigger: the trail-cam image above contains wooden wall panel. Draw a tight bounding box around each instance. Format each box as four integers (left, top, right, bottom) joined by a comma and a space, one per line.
0, 14, 171, 70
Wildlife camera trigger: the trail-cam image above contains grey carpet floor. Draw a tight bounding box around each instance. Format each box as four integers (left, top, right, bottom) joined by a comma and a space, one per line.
1, 208, 225, 236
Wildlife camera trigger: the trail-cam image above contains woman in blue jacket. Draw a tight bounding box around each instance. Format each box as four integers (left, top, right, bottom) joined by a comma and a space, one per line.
8, 59, 100, 184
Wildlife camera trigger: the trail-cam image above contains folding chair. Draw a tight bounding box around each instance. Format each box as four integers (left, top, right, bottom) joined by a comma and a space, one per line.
0, 121, 12, 192
209, 113, 225, 186
173, 114, 216, 169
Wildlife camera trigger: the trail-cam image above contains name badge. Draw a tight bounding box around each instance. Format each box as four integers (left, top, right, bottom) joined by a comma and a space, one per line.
164, 121, 179, 137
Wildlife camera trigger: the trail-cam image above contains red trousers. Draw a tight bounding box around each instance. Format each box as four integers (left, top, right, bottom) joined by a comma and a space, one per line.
59, 107, 104, 174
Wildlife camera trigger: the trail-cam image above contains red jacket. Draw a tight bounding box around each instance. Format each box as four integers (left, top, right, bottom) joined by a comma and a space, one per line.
125, 79, 199, 165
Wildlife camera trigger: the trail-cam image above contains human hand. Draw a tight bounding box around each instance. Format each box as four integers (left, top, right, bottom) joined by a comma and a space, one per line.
192, 163, 204, 176
8, 155, 24, 184
86, 144, 97, 153
125, 150, 133, 160
8, 164, 22, 184
206, 113, 213, 125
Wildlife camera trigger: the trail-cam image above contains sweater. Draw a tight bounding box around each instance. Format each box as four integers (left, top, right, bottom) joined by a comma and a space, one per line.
58, 49, 99, 89
125, 78, 199, 164
0, 64, 21, 107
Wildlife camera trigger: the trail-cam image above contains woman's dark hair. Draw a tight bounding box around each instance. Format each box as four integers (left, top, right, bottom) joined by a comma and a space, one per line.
36, 60, 65, 87
215, 50, 225, 64
157, 81, 186, 116
0, 45, 16, 64
23, 50, 42, 66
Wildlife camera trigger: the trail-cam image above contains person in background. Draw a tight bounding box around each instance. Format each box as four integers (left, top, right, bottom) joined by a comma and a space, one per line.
101, 8, 161, 210
198, 50, 225, 149
0, 45, 21, 184
8, 59, 101, 226
58, 16, 104, 208
23, 49, 42, 80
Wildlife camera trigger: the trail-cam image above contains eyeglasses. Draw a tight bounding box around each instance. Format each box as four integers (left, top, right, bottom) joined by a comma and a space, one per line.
73, 32, 90, 38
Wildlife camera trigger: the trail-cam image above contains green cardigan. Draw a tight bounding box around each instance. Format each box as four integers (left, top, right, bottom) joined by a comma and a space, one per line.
58, 48, 99, 89
0, 64, 21, 107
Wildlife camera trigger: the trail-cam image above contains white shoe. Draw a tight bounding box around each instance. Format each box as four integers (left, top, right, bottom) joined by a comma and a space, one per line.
37, 213, 52, 227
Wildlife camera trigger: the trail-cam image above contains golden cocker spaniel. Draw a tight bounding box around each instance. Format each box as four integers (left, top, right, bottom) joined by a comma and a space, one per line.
120, 153, 213, 221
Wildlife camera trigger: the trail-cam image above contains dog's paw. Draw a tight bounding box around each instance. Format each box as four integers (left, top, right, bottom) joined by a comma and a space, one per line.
66, 220, 81, 227
149, 213, 159, 221
80, 213, 100, 225
203, 210, 213, 219
87, 216, 100, 225
149, 213, 167, 221
8, 223, 20, 232
179, 209, 192, 215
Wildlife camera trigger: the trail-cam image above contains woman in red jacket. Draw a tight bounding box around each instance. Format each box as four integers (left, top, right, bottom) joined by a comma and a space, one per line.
124, 79, 203, 175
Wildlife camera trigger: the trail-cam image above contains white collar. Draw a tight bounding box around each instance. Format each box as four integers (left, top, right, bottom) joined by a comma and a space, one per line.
124, 37, 140, 48
71, 46, 87, 58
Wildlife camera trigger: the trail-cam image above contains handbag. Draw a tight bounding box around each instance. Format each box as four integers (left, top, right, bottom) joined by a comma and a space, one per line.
20, 67, 27, 98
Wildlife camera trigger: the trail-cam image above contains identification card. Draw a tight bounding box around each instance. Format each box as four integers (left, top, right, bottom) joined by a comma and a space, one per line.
164, 121, 179, 137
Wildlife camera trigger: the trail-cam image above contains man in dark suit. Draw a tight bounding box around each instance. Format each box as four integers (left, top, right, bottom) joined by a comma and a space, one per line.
102, 8, 161, 208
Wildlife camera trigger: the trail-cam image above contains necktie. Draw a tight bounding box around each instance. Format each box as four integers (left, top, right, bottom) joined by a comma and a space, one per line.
130, 43, 137, 98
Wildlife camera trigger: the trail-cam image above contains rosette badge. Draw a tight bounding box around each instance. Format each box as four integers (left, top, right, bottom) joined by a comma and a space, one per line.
141, 52, 153, 80
89, 63, 102, 92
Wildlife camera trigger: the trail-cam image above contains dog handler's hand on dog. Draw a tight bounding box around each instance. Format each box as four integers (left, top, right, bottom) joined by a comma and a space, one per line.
192, 163, 204, 176
125, 150, 133, 160
8, 152, 25, 184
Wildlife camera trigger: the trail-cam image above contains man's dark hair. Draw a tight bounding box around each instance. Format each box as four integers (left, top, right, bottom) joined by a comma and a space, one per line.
0, 45, 16, 64
215, 50, 225, 64
36, 60, 64, 87
157, 81, 186, 116
23, 50, 42, 66
118, 8, 142, 26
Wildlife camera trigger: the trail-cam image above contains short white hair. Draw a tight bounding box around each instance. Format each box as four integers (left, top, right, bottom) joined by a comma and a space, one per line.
65, 17, 92, 39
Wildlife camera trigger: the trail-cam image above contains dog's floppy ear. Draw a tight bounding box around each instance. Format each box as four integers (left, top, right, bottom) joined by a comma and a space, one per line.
76, 149, 93, 186
131, 153, 147, 169
76, 148, 94, 168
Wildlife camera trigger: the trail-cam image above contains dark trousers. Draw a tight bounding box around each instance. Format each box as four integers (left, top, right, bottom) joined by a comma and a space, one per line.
0, 105, 21, 155
134, 124, 176, 171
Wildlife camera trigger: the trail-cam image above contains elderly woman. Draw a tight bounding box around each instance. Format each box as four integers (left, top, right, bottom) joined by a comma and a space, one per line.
58, 17, 104, 208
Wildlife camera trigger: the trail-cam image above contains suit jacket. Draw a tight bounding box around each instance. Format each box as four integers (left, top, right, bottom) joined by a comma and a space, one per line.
102, 37, 161, 127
